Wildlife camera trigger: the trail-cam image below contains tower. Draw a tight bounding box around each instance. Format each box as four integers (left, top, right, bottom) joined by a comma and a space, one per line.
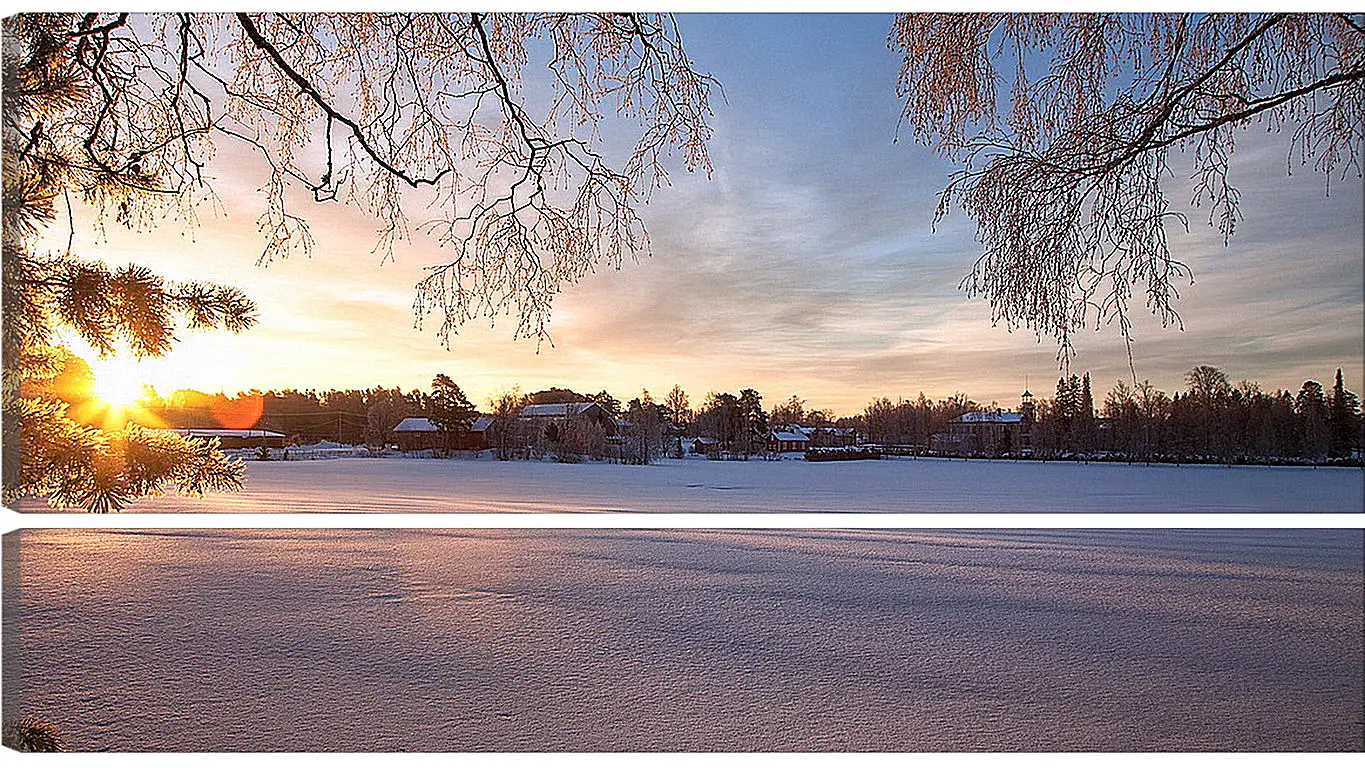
1016, 386, 1036, 453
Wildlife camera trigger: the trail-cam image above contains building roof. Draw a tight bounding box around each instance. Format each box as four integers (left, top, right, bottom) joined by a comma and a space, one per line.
955, 410, 1024, 424
395, 416, 494, 432
393, 417, 439, 432
167, 428, 285, 438
770, 429, 811, 442
520, 402, 602, 418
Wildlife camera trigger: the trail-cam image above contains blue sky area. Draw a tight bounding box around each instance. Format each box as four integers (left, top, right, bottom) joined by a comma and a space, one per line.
53, 13, 1365, 414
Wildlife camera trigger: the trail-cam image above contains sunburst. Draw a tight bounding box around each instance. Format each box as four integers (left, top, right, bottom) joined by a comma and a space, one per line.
71, 356, 163, 430
89, 356, 149, 407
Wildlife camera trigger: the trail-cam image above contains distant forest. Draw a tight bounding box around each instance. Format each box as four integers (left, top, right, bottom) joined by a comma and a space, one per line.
114, 363, 1364, 465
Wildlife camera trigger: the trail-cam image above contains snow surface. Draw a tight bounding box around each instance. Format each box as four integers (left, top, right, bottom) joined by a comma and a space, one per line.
15, 455, 1363, 513
3, 528, 1361, 751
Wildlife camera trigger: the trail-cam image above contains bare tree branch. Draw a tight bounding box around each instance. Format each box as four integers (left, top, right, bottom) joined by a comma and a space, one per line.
893, 12, 1365, 367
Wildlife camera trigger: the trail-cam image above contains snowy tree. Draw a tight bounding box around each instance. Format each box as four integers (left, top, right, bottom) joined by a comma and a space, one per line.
6, 12, 716, 341
4, 17, 256, 511
490, 387, 528, 461
2, 716, 65, 753
1102, 380, 1141, 455
556, 417, 607, 463
624, 391, 665, 465
805, 409, 834, 428
3, 12, 715, 509
363, 388, 426, 446
892, 13, 1365, 358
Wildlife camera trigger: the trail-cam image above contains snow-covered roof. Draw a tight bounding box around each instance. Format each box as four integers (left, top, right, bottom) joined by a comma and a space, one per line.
167, 428, 285, 438
770, 429, 811, 442
393, 417, 439, 432
396, 416, 492, 432
955, 411, 1024, 424
520, 402, 601, 418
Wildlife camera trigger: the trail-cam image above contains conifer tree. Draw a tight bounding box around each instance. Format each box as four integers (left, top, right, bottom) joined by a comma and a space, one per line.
1296, 380, 1330, 459
737, 388, 767, 455
589, 391, 621, 416
1327, 369, 1360, 459
3, 17, 257, 511
1048, 375, 1079, 452
2, 716, 66, 752
1076, 372, 1096, 452
3, 11, 715, 507
427, 374, 476, 452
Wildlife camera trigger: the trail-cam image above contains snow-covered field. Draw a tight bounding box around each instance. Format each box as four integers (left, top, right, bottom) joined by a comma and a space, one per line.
15, 455, 1363, 513
3, 528, 1361, 751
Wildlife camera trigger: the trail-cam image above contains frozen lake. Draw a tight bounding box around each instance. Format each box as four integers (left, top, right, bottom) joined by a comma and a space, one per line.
4, 528, 1362, 751
13, 456, 1365, 513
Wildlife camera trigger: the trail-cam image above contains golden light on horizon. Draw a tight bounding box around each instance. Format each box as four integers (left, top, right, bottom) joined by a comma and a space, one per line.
66, 355, 166, 430
88, 356, 150, 408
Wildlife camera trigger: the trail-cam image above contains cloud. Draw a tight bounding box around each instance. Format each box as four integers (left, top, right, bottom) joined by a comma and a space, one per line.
28, 15, 1362, 416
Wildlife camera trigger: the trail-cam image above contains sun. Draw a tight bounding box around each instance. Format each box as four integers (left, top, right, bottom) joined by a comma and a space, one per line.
88, 356, 150, 407
67, 354, 164, 430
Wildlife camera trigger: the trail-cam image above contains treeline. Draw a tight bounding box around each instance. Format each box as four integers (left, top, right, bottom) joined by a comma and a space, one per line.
849, 366, 1361, 463
143, 386, 426, 445
441, 385, 842, 464
132, 363, 1361, 465
1083, 366, 1361, 462
141, 380, 681, 462
859, 392, 980, 446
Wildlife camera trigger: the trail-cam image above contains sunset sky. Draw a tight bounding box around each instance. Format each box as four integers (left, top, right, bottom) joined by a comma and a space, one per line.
46, 13, 1365, 416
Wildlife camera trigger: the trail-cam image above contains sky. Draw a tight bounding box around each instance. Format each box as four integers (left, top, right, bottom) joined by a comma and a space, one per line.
46, 13, 1365, 416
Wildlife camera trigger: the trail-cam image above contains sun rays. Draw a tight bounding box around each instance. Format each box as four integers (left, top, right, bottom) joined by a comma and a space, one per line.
64, 355, 165, 430
88, 356, 151, 408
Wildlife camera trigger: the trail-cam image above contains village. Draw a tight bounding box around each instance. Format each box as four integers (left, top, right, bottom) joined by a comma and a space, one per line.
147, 366, 1364, 468
152, 385, 1042, 465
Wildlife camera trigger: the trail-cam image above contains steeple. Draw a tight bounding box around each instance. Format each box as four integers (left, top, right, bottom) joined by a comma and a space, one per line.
1020, 379, 1036, 425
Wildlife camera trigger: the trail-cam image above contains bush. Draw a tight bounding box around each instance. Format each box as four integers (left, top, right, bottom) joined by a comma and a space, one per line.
3, 716, 67, 752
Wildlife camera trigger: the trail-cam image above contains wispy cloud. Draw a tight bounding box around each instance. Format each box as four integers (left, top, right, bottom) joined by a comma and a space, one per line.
32, 14, 1363, 415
